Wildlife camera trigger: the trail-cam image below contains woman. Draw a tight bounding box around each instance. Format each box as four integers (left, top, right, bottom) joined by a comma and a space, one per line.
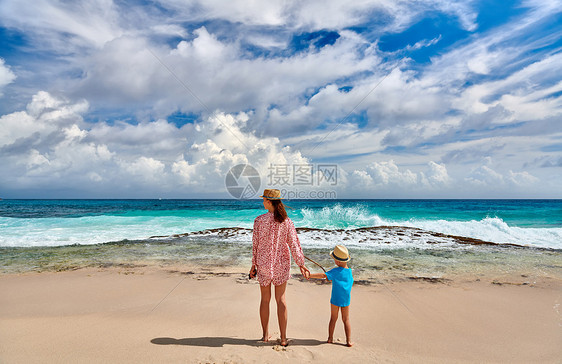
249, 189, 310, 346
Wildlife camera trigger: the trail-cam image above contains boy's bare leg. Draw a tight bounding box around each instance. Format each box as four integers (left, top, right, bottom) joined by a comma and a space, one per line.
259, 284, 271, 341
341, 305, 353, 347
274, 282, 288, 346
328, 304, 339, 343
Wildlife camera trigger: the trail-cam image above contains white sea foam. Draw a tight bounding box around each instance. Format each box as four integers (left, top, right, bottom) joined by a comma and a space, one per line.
295, 205, 562, 249
297, 228, 464, 250
1, 205, 561, 250
154, 227, 464, 251
299, 204, 386, 229
401, 217, 562, 249
0, 215, 252, 248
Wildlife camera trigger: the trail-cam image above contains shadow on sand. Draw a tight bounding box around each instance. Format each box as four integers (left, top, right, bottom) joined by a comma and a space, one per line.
150, 337, 325, 348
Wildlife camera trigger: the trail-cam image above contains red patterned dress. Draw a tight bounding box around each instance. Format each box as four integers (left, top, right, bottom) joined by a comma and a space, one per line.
252, 212, 305, 287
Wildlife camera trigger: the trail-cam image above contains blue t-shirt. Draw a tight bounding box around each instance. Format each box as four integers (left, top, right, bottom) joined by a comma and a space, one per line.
325, 266, 353, 307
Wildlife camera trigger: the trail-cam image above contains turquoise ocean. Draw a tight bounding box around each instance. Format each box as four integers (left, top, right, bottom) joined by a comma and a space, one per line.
1, 199, 561, 280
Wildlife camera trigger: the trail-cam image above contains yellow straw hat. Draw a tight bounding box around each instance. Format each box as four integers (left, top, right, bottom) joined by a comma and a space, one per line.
330, 245, 350, 262
260, 189, 283, 200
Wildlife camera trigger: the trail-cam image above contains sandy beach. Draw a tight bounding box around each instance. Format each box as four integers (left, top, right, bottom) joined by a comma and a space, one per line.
1, 266, 560, 364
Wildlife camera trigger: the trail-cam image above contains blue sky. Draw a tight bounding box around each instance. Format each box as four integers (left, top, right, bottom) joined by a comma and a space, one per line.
0, 0, 561, 198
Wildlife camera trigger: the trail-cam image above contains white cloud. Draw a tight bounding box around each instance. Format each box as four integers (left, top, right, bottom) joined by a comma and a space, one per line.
0, 92, 310, 197
174, 27, 232, 61
0, 1, 560, 198
466, 165, 503, 187
0, 110, 37, 147
155, 0, 287, 26
0, 0, 122, 50
0, 58, 16, 94
26, 149, 50, 169
64, 124, 87, 141
456, 53, 562, 119
149, 24, 188, 38
348, 160, 449, 190
0, 91, 88, 147
171, 159, 197, 184
72, 26, 378, 123
465, 158, 540, 189
422, 161, 450, 186
145, 0, 479, 34
265, 65, 449, 138
122, 156, 165, 181
369, 160, 415, 186
507, 170, 539, 186
405, 36, 442, 52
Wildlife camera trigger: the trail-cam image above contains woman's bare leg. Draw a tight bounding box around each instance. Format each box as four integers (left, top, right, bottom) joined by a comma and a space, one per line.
341, 305, 353, 347
328, 304, 339, 343
274, 282, 288, 346
259, 284, 271, 341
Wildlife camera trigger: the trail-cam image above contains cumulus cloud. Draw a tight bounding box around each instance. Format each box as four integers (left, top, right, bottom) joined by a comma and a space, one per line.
121, 156, 166, 183
347, 160, 450, 192
0, 92, 309, 197
73, 26, 377, 123
465, 157, 539, 189
0, 1, 560, 198
422, 161, 450, 186
0, 1, 489, 130
0, 91, 88, 147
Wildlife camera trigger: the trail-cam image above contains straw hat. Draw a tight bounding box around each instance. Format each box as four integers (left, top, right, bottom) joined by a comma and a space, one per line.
330, 245, 350, 262
260, 189, 283, 200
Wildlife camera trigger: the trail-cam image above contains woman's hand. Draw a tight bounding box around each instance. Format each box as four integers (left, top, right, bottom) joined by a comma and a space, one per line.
249, 265, 257, 279
300, 265, 310, 280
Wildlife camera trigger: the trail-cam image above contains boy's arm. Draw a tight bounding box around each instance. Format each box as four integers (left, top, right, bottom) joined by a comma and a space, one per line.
309, 272, 327, 279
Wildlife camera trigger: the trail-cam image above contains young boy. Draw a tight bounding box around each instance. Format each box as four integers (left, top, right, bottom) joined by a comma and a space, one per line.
309, 245, 354, 347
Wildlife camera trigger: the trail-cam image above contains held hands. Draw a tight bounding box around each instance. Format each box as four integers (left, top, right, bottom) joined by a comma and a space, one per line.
300, 265, 310, 280
250, 265, 310, 280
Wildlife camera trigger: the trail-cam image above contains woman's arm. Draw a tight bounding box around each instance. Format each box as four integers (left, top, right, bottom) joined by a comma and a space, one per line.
286, 218, 305, 267
286, 219, 310, 279
251, 218, 259, 267
250, 218, 260, 278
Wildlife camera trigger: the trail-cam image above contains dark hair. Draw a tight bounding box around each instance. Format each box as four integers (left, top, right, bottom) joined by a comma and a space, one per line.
270, 199, 288, 223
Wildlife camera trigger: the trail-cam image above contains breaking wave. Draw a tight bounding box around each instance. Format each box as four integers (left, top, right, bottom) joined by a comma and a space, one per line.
1, 204, 560, 250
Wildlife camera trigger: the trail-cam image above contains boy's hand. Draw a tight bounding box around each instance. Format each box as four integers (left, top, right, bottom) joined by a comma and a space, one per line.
300, 266, 310, 280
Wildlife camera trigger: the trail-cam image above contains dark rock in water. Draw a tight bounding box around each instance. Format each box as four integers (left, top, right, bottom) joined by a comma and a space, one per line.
147, 225, 552, 251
